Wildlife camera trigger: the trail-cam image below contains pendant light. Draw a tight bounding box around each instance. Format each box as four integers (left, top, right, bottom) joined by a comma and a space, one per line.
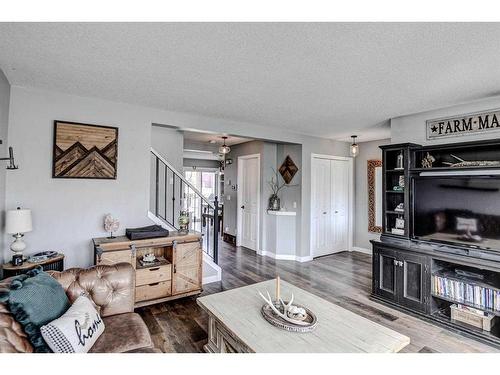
219, 136, 231, 155
350, 135, 359, 157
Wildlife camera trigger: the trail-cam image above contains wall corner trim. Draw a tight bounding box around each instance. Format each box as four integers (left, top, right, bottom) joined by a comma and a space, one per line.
351, 246, 372, 255
259, 250, 313, 263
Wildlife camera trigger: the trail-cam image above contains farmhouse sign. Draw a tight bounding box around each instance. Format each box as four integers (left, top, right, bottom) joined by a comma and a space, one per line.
426, 109, 500, 140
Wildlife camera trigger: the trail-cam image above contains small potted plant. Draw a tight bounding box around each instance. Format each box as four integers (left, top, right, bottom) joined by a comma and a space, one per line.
268, 169, 294, 211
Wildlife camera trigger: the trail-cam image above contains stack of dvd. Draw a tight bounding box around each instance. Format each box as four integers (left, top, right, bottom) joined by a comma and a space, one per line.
433, 274, 500, 312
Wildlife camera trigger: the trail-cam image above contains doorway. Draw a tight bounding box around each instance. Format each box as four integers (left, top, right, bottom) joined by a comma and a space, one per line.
237, 154, 261, 252
311, 154, 353, 258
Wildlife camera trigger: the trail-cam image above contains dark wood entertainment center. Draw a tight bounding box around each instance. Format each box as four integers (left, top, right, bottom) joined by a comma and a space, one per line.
372, 138, 500, 347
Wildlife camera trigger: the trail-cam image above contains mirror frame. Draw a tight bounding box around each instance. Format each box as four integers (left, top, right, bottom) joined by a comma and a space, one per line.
368, 159, 383, 233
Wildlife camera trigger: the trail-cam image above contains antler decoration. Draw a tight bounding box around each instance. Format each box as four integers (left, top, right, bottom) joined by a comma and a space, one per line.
258, 290, 309, 326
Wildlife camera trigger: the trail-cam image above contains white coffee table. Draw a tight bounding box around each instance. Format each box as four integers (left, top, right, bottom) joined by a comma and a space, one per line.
197, 279, 410, 353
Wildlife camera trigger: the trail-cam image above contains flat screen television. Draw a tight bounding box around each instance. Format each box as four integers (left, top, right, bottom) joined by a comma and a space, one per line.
412, 176, 500, 251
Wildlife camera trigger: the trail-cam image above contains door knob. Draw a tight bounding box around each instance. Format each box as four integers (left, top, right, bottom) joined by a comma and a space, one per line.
335, 210, 339, 213
322, 211, 327, 214
241, 205, 245, 209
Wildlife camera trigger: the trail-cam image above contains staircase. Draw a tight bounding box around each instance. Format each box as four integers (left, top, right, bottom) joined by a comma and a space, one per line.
149, 148, 222, 284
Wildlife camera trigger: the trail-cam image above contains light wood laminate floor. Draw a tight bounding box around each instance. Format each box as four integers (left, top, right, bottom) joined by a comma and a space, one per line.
137, 242, 499, 353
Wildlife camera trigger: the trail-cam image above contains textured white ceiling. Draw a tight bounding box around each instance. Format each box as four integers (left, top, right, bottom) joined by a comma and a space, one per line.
183, 130, 252, 146
2, 23, 500, 141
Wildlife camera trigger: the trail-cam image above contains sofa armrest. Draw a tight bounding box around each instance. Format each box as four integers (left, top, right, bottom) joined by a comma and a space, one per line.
49, 263, 135, 317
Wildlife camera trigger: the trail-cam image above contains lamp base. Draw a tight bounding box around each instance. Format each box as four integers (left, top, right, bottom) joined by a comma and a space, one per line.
10, 233, 26, 255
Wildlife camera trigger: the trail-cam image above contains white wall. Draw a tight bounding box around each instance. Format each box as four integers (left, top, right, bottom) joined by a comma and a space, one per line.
6, 87, 153, 267
391, 95, 500, 145
0, 70, 10, 263
151, 125, 183, 172
353, 138, 389, 252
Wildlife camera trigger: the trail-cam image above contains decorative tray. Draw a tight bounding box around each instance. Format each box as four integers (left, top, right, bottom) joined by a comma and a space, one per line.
136, 256, 170, 269
261, 302, 317, 333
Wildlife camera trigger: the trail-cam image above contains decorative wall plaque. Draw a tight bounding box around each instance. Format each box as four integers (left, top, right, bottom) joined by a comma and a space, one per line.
426, 109, 500, 140
278, 155, 298, 184
53, 121, 118, 179
367, 159, 382, 233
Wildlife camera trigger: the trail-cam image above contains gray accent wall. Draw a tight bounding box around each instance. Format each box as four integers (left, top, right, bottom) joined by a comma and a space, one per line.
0, 70, 10, 263
353, 138, 389, 252
4, 85, 351, 266
183, 158, 220, 169
391, 95, 500, 145
151, 125, 183, 172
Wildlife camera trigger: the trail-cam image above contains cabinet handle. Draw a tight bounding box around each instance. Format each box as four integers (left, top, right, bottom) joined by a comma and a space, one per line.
149, 267, 160, 271
174, 265, 177, 273
149, 282, 160, 286
96, 247, 103, 263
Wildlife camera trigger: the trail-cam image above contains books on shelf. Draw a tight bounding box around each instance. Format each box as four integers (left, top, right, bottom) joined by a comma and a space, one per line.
433, 274, 500, 312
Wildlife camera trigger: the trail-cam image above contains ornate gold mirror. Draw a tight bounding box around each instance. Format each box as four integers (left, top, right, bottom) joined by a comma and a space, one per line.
368, 160, 382, 233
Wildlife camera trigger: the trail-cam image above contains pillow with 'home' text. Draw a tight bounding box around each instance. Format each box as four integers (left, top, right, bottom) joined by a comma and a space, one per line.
40, 295, 105, 353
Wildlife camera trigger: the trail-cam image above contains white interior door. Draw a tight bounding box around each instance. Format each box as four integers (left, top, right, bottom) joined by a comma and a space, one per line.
331, 159, 350, 253
238, 155, 260, 251
312, 156, 351, 258
312, 158, 332, 256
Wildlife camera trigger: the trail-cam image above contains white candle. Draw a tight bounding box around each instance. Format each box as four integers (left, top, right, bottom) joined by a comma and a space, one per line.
276, 275, 280, 301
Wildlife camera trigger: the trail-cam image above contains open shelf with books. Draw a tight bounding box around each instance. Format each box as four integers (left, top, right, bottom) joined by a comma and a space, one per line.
430, 258, 500, 340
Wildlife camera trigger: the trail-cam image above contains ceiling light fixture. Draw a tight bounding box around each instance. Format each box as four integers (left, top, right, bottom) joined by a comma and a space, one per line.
219, 136, 231, 155
350, 135, 359, 158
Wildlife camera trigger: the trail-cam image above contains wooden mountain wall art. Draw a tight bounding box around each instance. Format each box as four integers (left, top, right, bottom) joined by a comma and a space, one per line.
278, 155, 298, 184
53, 121, 118, 179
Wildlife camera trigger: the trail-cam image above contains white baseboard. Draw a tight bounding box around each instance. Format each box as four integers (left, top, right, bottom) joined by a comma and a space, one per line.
259, 250, 313, 263
147, 211, 176, 230
203, 274, 222, 284
351, 246, 372, 255
202, 252, 222, 284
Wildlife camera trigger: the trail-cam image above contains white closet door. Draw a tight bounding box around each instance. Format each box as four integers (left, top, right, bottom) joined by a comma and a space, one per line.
331, 159, 349, 253
312, 157, 350, 258
312, 158, 332, 257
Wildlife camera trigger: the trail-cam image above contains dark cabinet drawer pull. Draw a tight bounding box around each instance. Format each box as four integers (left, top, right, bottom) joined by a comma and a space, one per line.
149, 282, 160, 286
149, 267, 160, 271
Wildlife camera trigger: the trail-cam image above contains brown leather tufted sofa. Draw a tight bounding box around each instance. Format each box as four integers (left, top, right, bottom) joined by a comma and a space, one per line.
0, 263, 157, 353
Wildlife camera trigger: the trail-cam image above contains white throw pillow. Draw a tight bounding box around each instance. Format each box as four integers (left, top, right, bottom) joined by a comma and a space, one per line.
41, 295, 105, 353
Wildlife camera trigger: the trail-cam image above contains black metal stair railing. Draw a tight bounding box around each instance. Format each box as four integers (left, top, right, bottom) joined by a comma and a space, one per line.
150, 148, 219, 264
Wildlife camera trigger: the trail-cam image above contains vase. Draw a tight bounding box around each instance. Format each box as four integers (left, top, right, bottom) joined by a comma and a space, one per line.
178, 211, 190, 234
268, 194, 280, 211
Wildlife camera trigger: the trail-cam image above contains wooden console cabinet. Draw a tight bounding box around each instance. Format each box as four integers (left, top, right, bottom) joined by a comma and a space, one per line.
93, 232, 202, 308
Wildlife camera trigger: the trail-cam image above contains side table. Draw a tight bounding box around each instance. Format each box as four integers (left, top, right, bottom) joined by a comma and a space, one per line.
1, 254, 65, 278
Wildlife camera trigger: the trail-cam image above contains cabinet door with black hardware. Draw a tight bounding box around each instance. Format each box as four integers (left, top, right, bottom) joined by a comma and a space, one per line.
172, 241, 202, 295
397, 251, 429, 313
373, 246, 399, 303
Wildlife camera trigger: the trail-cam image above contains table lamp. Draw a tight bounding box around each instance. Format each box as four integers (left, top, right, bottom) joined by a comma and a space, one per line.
6, 207, 32, 257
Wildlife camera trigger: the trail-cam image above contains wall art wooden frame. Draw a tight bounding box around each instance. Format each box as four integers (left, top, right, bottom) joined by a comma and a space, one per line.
278, 155, 299, 184
52, 120, 118, 179
367, 159, 382, 233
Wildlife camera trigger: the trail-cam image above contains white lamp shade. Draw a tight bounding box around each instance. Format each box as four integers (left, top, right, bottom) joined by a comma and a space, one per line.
6, 208, 33, 234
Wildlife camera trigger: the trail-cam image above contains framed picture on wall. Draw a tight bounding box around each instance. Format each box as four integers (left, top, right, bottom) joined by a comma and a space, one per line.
52, 120, 118, 179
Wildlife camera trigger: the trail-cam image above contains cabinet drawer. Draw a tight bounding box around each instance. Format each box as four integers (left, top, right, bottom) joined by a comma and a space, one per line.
135, 281, 171, 302
136, 264, 172, 286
